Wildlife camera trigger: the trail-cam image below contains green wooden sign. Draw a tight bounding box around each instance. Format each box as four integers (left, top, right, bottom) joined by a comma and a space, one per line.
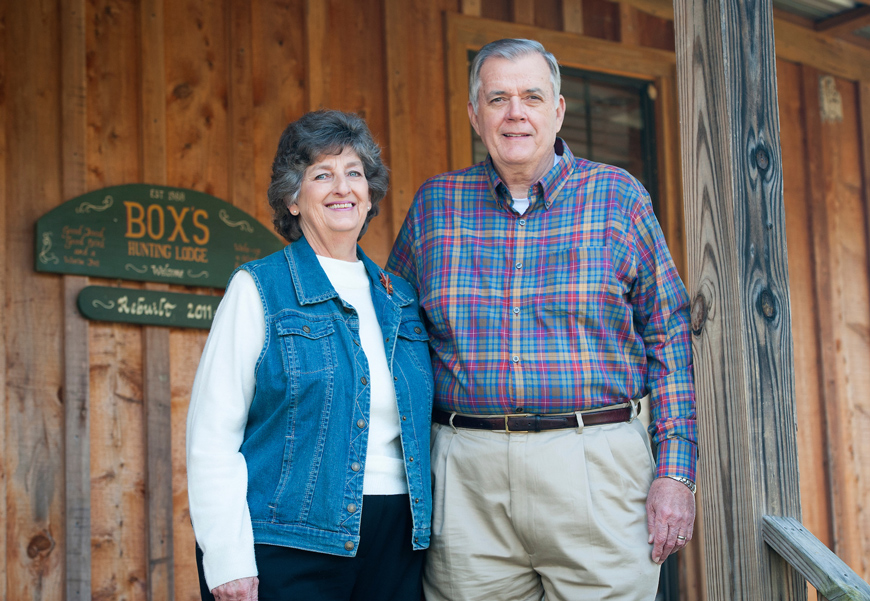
78, 286, 222, 330
36, 184, 284, 289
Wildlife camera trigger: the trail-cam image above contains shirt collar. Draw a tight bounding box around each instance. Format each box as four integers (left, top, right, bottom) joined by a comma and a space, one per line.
482, 138, 576, 212
285, 235, 412, 307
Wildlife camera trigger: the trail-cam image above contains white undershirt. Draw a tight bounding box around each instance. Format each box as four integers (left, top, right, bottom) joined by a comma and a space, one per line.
186, 261, 406, 592
316, 256, 407, 495
512, 153, 561, 214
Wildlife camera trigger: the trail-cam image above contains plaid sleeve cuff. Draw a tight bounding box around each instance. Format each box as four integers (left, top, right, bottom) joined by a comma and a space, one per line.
655, 435, 698, 482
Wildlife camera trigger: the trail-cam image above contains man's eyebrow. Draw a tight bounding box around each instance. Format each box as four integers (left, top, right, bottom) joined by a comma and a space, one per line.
485, 87, 546, 98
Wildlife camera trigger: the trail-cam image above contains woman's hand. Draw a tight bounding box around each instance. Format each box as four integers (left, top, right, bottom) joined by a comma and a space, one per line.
211, 576, 259, 601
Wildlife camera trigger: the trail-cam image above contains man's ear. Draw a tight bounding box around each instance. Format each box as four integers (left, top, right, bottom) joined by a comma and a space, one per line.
555, 95, 566, 133
468, 101, 481, 136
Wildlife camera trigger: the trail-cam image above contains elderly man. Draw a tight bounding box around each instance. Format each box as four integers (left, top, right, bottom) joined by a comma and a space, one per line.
387, 38, 696, 601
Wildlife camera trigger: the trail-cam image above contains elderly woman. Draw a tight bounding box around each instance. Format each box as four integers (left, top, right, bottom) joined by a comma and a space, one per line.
186, 110, 433, 601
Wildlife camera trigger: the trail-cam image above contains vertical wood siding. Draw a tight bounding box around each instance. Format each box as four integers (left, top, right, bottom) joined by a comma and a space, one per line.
1, 0, 869, 599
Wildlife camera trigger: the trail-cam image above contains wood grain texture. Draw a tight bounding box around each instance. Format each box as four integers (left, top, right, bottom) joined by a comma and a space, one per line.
776, 59, 833, 561
462, 0, 482, 16
562, 0, 584, 34
143, 1, 176, 599
227, 0, 255, 210
385, 0, 413, 243
763, 516, 870, 601
0, 1, 8, 595
87, 1, 149, 598
583, 0, 619, 41
803, 69, 870, 581
251, 0, 306, 230
5, 1, 65, 598
655, 71, 687, 279
619, 4, 640, 45
512, 0, 535, 25
674, 1, 804, 599
61, 0, 91, 599
144, 327, 174, 601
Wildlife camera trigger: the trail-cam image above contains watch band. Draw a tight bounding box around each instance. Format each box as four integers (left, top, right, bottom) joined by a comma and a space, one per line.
664, 475, 696, 494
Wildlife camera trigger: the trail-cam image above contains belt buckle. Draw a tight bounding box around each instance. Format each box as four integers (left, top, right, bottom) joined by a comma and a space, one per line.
504, 413, 530, 433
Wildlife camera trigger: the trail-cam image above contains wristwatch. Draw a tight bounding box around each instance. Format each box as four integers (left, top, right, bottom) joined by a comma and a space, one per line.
665, 475, 696, 495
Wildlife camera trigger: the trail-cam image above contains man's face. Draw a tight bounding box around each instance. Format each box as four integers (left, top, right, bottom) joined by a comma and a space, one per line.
468, 53, 565, 181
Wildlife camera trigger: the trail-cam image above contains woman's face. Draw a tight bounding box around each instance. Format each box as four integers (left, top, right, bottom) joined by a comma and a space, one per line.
289, 147, 371, 256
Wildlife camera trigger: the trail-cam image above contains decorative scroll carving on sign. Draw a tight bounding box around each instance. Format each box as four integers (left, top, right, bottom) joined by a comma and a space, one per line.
819, 75, 843, 123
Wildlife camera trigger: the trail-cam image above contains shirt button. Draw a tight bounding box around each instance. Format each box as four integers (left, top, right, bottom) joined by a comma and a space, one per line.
414, 326, 422, 334
409, 457, 414, 462
402, 415, 407, 421
385, 337, 389, 344
357, 419, 366, 428
347, 504, 357, 513
512, 307, 520, 314
414, 498, 420, 504
302, 325, 310, 333
511, 355, 519, 363
344, 541, 355, 551
394, 376, 398, 381
515, 406, 524, 413
360, 377, 367, 385
351, 462, 361, 472
519, 219, 526, 226
515, 262, 522, 270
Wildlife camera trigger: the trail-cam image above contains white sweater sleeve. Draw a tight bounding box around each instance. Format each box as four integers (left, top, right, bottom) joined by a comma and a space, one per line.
186, 270, 265, 591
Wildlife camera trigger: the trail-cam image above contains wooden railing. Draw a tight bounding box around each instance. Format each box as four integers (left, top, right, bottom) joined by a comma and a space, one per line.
763, 516, 870, 601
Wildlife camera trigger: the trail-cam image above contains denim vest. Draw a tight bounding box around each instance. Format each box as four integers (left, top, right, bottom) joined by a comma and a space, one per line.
236, 237, 433, 556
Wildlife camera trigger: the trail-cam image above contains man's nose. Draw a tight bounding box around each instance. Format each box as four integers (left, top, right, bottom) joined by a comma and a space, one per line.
506, 97, 526, 120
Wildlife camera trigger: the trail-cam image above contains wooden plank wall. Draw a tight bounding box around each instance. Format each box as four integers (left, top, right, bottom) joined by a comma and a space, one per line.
1, 0, 869, 599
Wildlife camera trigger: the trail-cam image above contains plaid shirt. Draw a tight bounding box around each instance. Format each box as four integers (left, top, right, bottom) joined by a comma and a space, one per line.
387, 140, 696, 480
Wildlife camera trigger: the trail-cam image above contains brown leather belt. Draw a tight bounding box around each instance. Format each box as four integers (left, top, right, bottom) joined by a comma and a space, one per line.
433, 403, 636, 433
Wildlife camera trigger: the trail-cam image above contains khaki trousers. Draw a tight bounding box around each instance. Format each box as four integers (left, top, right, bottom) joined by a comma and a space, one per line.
424, 416, 661, 601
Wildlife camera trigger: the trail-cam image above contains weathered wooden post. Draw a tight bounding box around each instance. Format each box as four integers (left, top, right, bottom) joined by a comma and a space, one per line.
673, 1, 805, 599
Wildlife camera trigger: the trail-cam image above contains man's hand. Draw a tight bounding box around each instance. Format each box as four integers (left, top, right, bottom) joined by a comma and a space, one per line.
646, 477, 695, 564
212, 576, 259, 601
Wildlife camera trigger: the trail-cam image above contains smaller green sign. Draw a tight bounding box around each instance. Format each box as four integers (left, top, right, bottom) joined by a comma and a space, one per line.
78, 286, 222, 330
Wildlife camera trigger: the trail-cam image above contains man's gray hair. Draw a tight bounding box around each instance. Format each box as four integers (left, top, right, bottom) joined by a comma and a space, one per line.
468, 38, 561, 114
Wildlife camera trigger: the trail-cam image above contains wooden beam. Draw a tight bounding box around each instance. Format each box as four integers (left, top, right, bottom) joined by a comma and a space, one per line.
619, 4, 640, 45
762, 516, 870, 601
461, 0, 482, 17
227, 0, 255, 209
513, 0, 535, 25
0, 0, 8, 593
61, 0, 90, 600
814, 5, 870, 37
305, 0, 328, 111
674, 0, 804, 598
562, 0, 584, 34
140, 1, 173, 599
385, 0, 414, 240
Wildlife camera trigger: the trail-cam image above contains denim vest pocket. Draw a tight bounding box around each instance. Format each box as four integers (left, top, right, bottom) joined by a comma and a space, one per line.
276, 315, 336, 377
396, 317, 432, 399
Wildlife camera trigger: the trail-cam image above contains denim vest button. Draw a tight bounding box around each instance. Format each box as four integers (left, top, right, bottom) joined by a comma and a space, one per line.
347, 504, 357, 513
356, 419, 366, 428
302, 325, 310, 333
414, 326, 422, 334
360, 377, 367, 385
344, 541, 354, 551
351, 462, 361, 472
